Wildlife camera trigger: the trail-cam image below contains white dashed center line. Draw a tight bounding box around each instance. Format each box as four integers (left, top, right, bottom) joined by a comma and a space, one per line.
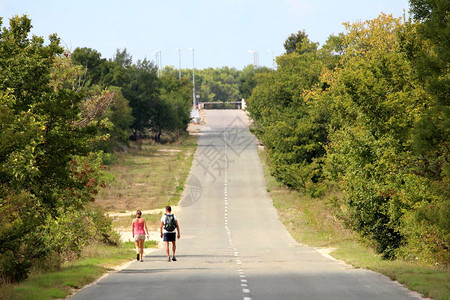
224, 139, 251, 300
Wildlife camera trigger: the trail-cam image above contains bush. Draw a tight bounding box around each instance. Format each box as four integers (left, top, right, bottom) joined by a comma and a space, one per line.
0, 192, 119, 283
0, 252, 32, 283
85, 204, 121, 246
398, 200, 450, 268
0, 188, 48, 282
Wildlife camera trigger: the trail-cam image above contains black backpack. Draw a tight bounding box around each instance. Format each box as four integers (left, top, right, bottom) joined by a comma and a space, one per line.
164, 214, 176, 232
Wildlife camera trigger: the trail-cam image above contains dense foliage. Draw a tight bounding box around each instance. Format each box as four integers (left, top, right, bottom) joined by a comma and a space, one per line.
71, 48, 192, 143
162, 65, 272, 104
247, 2, 449, 266
248, 32, 338, 194
0, 16, 116, 282
0, 15, 193, 282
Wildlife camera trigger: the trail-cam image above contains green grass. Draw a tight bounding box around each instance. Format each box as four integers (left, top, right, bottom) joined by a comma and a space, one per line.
331, 242, 450, 299
257, 147, 450, 300
122, 240, 159, 249
1, 243, 134, 300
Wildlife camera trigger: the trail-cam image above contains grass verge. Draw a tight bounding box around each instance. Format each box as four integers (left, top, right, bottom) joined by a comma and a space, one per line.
258, 147, 450, 300
0, 243, 133, 300
122, 240, 159, 249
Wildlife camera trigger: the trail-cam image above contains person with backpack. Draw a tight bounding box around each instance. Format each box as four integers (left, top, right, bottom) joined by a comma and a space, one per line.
160, 206, 180, 262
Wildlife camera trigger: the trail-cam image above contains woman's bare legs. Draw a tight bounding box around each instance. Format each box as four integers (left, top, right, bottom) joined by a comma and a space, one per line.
135, 240, 140, 260
139, 239, 145, 261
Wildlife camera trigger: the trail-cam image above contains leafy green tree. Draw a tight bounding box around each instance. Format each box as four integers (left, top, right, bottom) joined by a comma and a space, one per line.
400, 0, 450, 265
247, 34, 332, 195
86, 86, 134, 152
318, 33, 345, 69
408, 0, 449, 190
72, 48, 192, 144
152, 75, 192, 141
238, 65, 272, 100
283, 30, 318, 54
319, 13, 448, 260
107, 87, 134, 147
0, 15, 110, 282
247, 10, 448, 265
71, 48, 136, 151
112, 53, 160, 139
196, 67, 241, 102
159, 76, 192, 129
71, 47, 106, 87
113, 48, 133, 68
284, 30, 309, 53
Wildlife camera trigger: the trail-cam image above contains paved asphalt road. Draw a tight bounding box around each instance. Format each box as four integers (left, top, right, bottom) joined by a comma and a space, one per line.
71, 110, 422, 300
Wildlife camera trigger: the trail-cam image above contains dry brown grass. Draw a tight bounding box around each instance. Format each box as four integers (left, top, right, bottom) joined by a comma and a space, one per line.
95, 136, 197, 213
110, 213, 162, 231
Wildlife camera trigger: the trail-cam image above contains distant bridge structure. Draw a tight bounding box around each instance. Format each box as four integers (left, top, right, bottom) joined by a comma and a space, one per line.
200, 100, 245, 110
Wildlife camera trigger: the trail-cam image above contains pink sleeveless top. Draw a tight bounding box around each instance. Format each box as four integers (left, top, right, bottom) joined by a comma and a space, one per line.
134, 220, 145, 235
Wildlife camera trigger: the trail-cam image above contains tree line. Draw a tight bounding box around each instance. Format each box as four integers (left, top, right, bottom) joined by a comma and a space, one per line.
0, 15, 194, 282
71, 47, 193, 144
162, 64, 271, 104
246, 0, 448, 266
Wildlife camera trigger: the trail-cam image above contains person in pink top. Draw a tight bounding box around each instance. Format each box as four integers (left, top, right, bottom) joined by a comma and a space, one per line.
132, 210, 149, 262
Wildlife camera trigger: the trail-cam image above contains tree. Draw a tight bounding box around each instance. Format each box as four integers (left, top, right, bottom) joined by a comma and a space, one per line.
71, 48, 135, 152
408, 0, 449, 182
247, 32, 331, 195
403, 0, 450, 265
0, 15, 111, 281
247, 11, 448, 265
107, 87, 134, 147
283, 30, 318, 54
159, 75, 192, 130
318, 13, 450, 261
284, 30, 308, 53
113, 54, 160, 139
238, 65, 272, 100
196, 67, 242, 102
71, 47, 106, 87
152, 75, 192, 141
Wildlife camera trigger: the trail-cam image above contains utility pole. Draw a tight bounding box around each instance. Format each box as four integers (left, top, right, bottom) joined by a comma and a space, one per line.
159, 50, 162, 77
248, 50, 259, 68
176, 48, 181, 79
152, 50, 162, 77
189, 48, 195, 108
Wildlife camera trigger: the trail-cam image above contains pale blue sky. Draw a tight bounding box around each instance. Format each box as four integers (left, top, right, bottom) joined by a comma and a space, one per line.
1, 0, 410, 69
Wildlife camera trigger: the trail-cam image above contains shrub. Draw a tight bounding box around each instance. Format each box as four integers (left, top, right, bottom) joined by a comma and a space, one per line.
398, 200, 450, 268
85, 204, 121, 246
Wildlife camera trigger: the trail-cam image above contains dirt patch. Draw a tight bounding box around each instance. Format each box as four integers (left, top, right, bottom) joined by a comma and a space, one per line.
108, 207, 178, 217
157, 149, 182, 153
